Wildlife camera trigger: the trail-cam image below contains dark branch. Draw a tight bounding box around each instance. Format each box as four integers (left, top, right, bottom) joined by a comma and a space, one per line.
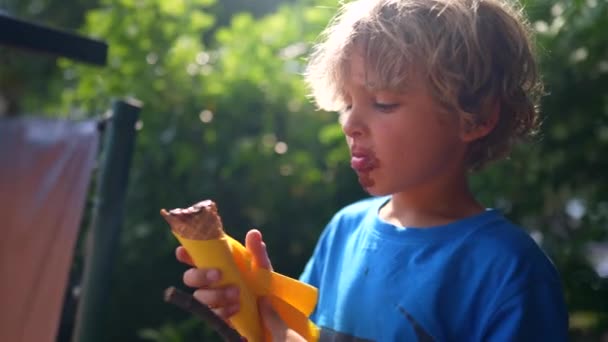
163, 286, 244, 342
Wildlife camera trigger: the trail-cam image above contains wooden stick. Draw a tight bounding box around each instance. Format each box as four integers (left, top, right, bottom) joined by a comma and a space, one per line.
164, 286, 244, 342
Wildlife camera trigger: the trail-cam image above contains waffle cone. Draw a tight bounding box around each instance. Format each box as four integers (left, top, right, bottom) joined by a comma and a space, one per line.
160, 200, 224, 240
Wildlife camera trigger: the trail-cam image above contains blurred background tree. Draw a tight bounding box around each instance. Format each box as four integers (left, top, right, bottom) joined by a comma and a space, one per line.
1, 0, 607, 340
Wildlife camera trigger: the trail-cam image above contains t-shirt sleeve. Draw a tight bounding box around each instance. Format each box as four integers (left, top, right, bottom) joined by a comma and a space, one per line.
482, 281, 569, 341
299, 252, 319, 287
299, 225, 330, 288
298, 218, 337, 324
299, 210, 345, 287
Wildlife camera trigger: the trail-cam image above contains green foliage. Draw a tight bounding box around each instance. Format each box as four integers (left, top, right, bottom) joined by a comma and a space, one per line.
138, 317, 215, 342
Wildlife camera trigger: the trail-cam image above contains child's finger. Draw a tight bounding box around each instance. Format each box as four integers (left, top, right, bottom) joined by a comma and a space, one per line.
193, 286, 240, 312
183, 268, 221, 288
259, 297, 285, 340
210, 303, 241, 320
175, 246, 195, 266
245, 229, 273, 271
259, 297, 307, 342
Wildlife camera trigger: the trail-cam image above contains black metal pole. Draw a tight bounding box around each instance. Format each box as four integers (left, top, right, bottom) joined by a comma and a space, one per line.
72, 99, 142, 342
0, 12, 108, 66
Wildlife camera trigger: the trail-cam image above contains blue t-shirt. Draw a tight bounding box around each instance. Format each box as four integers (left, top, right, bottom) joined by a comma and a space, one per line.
299, 197, 568, 341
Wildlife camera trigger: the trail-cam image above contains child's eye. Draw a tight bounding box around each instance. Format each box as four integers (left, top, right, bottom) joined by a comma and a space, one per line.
373, 102, 399, 112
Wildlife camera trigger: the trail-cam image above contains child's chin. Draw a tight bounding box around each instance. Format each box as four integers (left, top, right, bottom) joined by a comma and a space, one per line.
363, 186, 390, 197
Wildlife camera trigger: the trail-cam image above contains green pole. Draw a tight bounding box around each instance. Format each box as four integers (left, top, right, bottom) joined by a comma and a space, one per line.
72, 99, 142, 342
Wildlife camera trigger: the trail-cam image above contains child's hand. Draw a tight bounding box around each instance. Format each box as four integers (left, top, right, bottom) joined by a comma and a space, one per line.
258, 297, 306, 342
175, 229, 273, 320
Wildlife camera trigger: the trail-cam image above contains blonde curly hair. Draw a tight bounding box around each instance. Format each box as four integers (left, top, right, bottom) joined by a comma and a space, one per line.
305, 0, 542, 170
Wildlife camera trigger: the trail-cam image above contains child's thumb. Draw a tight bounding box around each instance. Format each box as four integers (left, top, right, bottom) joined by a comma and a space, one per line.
246, 229, 273, 271
258, 297, 287, 340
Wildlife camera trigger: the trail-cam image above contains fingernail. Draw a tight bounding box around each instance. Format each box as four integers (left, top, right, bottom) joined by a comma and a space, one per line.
206, 269, 220, 282
226, 287, 239, 299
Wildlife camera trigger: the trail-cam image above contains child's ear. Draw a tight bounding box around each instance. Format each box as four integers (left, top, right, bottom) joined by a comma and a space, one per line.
459, 104, 499, 142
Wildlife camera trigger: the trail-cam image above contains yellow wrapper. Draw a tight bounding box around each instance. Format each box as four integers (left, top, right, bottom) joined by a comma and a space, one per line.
174, 232, 320, 342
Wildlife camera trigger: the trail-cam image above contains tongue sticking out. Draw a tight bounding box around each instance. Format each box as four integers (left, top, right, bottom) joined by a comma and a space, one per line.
351, 156, 378, 172
350, 154, 379, 188
351, 157, 370, 170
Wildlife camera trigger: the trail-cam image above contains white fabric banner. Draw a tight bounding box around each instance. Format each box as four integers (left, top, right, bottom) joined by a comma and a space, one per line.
0, 117, 99, 342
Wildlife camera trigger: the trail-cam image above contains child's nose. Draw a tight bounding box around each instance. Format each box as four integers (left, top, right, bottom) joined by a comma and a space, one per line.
340, 109, 365, 138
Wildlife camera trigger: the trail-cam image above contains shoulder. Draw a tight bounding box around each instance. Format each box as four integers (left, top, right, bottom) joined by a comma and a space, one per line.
472, 214, 552, 265
463, 212, 562, 295
315, 196, 387, 246
332, 196, 387, 223
470, 214, 539, 253
466, 214, 569, 339
299, 196, 387, 285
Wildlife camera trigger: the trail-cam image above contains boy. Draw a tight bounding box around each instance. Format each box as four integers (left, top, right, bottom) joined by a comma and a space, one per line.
177, 0, 569, 340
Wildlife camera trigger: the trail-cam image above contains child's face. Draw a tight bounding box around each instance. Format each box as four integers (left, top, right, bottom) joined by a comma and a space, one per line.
340, 53, 469, 196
